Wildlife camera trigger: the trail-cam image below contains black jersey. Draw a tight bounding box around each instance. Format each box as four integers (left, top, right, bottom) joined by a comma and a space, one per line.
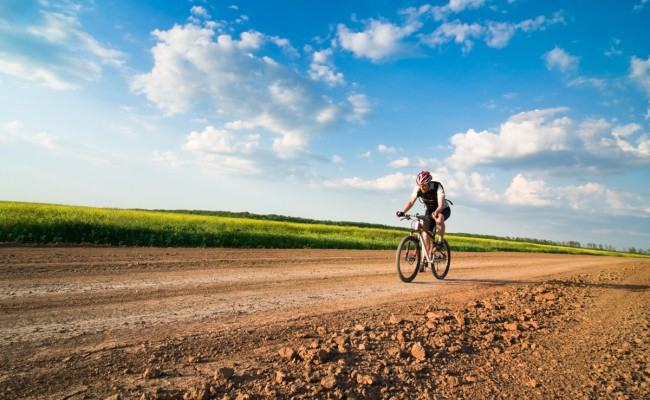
411, 181, 448, 212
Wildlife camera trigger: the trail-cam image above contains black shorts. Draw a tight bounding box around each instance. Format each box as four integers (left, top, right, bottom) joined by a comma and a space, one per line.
423, 207, 451, 233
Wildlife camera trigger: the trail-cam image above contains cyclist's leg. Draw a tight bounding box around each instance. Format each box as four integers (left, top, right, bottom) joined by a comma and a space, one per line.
423, 212, 435, 254
435, 208, 451, 244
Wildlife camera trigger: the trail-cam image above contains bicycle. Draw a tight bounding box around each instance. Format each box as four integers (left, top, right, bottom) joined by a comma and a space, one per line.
395, 213, 451, 282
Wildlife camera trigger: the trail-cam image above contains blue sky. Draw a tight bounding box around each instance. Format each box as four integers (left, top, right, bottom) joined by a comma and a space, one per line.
1, 0, 649, 251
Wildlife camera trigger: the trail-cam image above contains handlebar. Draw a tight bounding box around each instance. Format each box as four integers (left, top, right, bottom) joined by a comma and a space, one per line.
399, 213, 426, 221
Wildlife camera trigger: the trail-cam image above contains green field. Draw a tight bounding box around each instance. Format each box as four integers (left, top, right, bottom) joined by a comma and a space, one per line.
0, 201, 644, 257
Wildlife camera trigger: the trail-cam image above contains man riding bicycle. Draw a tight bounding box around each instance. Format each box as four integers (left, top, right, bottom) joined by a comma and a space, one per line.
396, 170, 451, 253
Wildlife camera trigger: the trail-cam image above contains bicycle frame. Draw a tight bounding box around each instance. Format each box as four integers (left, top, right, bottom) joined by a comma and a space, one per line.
408, 215, 437, 264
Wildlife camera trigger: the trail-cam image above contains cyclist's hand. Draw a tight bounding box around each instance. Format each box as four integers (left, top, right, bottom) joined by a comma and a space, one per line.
396, 211, 405, 217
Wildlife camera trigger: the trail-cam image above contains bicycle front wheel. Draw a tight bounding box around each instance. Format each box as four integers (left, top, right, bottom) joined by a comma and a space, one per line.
396, 235, 420, 283
431, 239, 451, 279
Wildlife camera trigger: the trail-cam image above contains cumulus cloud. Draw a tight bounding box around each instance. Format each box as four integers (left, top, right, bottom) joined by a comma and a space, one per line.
448, 108, 650, 174
378, 144, 396, 153
132, 21, 367, 159
431, 0, 487, 21
544, 47, 579, 73
336, 19, 418, 62
504, 174, 552, 206
503, 174, 648, 216
190, 6, 210, 19
308, 49, 345, 86
0, 4, 123, 89
448, 108, 571, 169
182, 125, 260, 154
179, 126, 265, 174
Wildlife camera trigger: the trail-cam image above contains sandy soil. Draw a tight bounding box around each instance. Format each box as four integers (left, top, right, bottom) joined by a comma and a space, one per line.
0, 247, 648, 399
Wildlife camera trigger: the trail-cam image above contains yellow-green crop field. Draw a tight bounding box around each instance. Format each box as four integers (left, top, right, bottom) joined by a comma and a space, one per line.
0, 201, 644, 257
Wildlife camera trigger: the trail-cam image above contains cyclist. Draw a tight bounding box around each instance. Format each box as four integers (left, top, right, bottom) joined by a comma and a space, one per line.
396, 170, 451, 253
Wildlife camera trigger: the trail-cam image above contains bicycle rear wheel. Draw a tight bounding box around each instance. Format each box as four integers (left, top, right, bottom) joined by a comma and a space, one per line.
431, 239, 451, 279
396, 235, 420, 282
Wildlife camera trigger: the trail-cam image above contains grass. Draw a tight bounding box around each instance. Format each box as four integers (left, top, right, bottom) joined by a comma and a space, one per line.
0, 201, 646, 257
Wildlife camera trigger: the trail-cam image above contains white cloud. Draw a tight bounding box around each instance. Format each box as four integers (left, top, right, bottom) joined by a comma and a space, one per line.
269, 36, 298, 57
484, 21, 517, 48
323, 172, 412, 191
308, 49, 345, 86
347, 93, 371, 122
181, 126, 264, 175
358, 150, 372, 159
558, 181, 647, 216
422, 20, 483, 53
448, 0, 486, 13
501, 174, 648, 216
132, 22, 368, 158
378, 144, 396, 153
431, 0, 487, 21
182, 125, 260, 154
630, 55, 650, 118
451, 170, 500, 203
543, 47, 579, 73
421, 11, 564, 51
448, 108, 571, 169
504, 174, 552, 206
577, 118, 650, 162
0, 7, 123, 89
389, 157, 411, 168
449, 108, 650, 173
612, 124, 650, 156
190, 6, 210, 19
336, 19, 418, 61
568, 77, 606, 89
516, 12, 565, 33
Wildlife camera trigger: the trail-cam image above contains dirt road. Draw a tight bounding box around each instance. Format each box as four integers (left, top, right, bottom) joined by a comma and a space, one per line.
1, 247, 648, 399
